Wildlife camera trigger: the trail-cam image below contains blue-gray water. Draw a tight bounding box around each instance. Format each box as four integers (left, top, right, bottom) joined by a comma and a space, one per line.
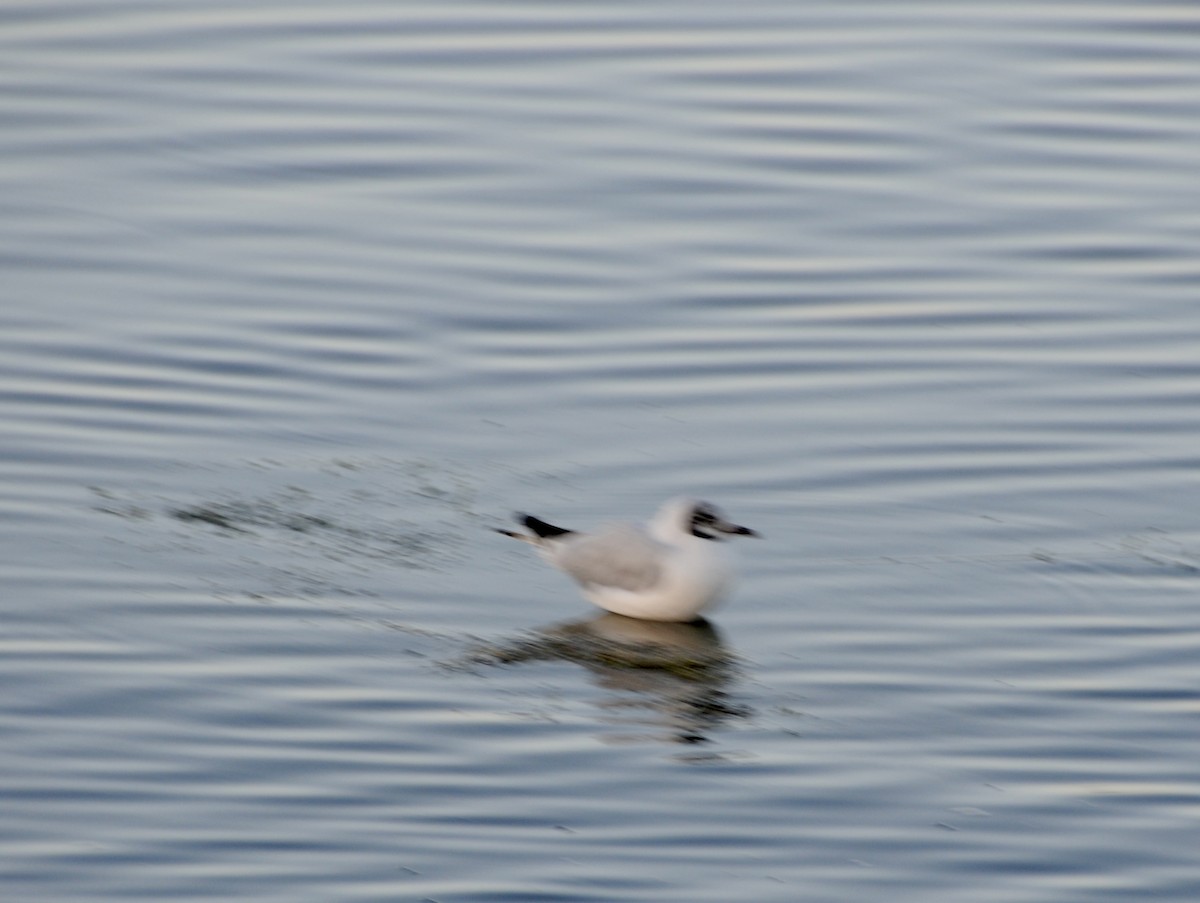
4, 2, 1200, 900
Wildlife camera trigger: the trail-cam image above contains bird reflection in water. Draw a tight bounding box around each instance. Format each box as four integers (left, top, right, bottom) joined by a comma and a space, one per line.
467, 613, 751, 747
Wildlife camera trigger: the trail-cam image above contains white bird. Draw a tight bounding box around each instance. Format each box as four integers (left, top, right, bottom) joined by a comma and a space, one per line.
498, 497, 759, 622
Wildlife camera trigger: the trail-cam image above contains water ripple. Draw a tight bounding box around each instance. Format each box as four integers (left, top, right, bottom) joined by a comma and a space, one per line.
4, 1, 1200, 901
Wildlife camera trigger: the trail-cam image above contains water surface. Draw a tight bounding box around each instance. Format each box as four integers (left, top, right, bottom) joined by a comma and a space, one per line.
4, 2, 1200, 901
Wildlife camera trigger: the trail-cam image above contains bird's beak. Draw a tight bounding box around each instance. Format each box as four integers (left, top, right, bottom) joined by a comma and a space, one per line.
718, 521, 759, 538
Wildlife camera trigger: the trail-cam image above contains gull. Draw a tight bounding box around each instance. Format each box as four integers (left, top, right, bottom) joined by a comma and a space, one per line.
498, 497, 758, 622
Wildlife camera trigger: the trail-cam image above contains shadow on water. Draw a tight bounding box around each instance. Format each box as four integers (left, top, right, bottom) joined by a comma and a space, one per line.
464, 613, 751, 746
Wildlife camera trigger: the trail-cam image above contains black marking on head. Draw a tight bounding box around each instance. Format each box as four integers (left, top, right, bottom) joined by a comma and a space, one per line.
689, 502, 722, 541
519, 514, 575, 539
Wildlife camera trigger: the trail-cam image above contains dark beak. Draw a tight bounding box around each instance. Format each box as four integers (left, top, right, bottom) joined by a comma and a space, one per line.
718, 521, 759, 538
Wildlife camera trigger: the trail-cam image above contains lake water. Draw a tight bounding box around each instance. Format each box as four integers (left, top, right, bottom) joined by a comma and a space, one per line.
4, 1, 1200, 900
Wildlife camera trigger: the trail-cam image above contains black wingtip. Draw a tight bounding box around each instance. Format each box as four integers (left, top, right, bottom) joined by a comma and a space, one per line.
519, 513, 575, 539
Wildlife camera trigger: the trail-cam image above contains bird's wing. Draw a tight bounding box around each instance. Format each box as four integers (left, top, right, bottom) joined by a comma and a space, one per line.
554, 525, 665, 592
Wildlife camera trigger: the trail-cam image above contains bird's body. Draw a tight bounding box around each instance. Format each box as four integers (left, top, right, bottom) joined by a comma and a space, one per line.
499, 497, 757, 622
